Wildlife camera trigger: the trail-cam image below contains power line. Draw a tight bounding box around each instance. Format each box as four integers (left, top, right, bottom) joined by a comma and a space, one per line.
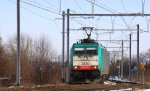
86, 0, 132, 30
91, 0, 95, 14
8, 0, 62, 36
25, 0, 59, 12
73, 1, 103, 30
121, 0, 127, 13
95, 0, 118, 13
73, 0, 86, 13
120, 0, 136, 26
120, 17, 130, 28
58, 0, 62, 14
21, 0, 60, 15
86, 0, 115, 13
69, 10, 99, 29
70, 28, 143, 32
98, 17, 125, 27
54, 19, 62, 33
141, 0, 145, 14
73, 0, 134, 34
22, 7, 55, 21
111, 16, 116, 32
8, 0, 55, 21
71, 18, 86, 26
146, 17, 150, 32
43, 0, 59, 10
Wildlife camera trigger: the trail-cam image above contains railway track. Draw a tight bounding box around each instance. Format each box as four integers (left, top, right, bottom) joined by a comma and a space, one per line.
37, 82, 150, 91
109, 79, 144, 85
1, 79, 150, 91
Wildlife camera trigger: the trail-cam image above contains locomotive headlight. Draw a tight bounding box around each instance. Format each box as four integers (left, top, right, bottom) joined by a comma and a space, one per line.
74, 66, 78, 69
93, 66, 97, 69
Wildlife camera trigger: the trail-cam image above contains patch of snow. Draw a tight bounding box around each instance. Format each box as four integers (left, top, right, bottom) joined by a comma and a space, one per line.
110, 88, 132, 91
9, 86, 14, 88
37, 85, 41, 87
20, 86, 23, 88
110, 88, 150, 91
104, 81, 116, 85
144, 89, 150, 91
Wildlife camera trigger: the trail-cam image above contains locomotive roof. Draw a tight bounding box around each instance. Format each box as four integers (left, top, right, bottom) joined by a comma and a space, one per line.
73, 42, 106, 49
73, 38, 107, 49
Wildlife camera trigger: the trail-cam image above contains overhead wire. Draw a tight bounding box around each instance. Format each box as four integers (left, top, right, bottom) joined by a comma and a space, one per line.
24, 0, 62, 33
86, 0, 115, 13
146, 17, 150, 32
8, 0, 63, 35
87, 0, 130, 29
86, 2, 128, 38
22, 6, 55, 21
74, 0, 111, 36
62, 7, 92, 39
97, 17, 125, 27
90, 0, 133, 47
15, 0, 148, 52
73, 0, 86, 13
141, 0, 145, 14
121, 0, 137, 28
70, 6, 102, 29
108, 16, 117, 47
71, 18, 86, 27
43, 0, 59, 10
91, 0, 95, 15
69, 9, 91, 28
58, 0, 62, 14
95, 0, 118, 13
8, 0, 55, 21
25, 0, 59, 12
90, 0, 96, 29
53, 19, 62, 34
121, 0, 127, 13
111, 16, 116, 32
95, 16, 102, 39
73, 0, 97, 28
114, 0, 130, 28
20, 0, 60, 15
85, 0, 140, 54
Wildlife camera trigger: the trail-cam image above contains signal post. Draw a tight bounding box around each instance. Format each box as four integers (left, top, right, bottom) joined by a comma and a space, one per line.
140, 63, 145, 84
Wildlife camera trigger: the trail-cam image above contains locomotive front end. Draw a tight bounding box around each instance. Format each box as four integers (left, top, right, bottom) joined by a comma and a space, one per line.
72, 47, 98, 71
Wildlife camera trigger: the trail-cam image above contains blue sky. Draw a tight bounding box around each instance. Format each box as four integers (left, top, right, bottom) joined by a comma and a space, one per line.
0, 0, 150, 55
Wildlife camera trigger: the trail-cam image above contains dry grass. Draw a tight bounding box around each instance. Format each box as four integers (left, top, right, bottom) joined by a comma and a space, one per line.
0, 83, 150, 91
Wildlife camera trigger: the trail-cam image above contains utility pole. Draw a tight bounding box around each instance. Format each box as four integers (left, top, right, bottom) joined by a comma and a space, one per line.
119, 59, 121, 78
137, 24, 140, 80
17, 0, 20, 86
62, 11, 65, 82
67, 9, 70, 65
129, 34, 132, 80
66, 9, 70, 83
121, 40, 124, 79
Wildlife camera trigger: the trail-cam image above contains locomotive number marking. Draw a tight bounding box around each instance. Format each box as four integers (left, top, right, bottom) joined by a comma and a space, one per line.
82, 62, 90, 65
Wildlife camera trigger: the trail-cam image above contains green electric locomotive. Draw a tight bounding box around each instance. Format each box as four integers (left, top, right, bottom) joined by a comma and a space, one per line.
66, 38, 110, 83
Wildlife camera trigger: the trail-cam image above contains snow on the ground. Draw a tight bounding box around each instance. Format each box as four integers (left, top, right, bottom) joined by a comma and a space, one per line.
104, 81, 116, 85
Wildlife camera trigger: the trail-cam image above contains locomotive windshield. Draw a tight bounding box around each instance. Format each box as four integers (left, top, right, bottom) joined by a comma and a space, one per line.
86, 48, 97, 55
74, 48, 84, 55
74, 48, 97, 55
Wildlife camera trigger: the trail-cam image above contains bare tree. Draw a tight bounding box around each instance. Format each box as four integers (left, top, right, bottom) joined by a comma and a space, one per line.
1, 34, 60, 85
0, 36, 8, 77
109, 62, 118, 76
6, 34, 33, 84
32, 35, 60, 84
